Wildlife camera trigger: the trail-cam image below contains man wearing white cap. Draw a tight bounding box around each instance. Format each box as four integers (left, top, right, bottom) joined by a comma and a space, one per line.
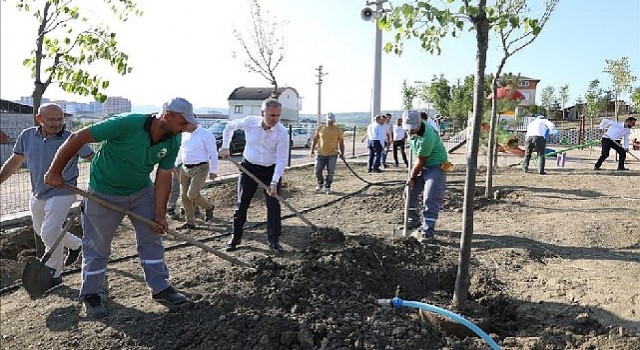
45, 97, 196, 317
403, 110, 448, 242
310, 112, 345, 194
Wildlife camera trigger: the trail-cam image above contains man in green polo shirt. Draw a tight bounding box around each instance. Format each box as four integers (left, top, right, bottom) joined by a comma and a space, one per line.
403, 110, 448, 242
45, 97, 197, 317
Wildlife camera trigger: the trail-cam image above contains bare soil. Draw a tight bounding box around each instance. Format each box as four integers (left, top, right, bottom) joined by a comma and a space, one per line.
1, 150, 639, 350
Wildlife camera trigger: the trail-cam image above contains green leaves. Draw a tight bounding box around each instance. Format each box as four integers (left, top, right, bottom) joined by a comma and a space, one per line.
10, 0, 142, 107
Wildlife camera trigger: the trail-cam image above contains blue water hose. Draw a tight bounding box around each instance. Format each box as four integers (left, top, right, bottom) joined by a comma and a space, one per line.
377, 297, 501, 350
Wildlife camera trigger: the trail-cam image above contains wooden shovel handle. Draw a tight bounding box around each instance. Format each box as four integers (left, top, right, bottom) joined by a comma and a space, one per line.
63, 183, 255, 271
227, 157, 317, 231
40, 212, 79, 264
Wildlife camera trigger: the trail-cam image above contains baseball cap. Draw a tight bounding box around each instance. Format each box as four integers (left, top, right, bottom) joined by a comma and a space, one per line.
163, 97, 198, 124
327, 112, 336, 122
403, 110, 421, 130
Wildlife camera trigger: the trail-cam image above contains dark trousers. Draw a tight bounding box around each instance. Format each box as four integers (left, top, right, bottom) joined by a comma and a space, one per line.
522, 136, 547, 173
367, 140, 383, 172
393, 139, 408, 166
595, 137, 626, 169
230, 160, 281, 245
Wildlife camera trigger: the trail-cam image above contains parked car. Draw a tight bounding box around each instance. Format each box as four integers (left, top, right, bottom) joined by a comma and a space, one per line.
207, 121, 246, 155
290, 127, 311, 148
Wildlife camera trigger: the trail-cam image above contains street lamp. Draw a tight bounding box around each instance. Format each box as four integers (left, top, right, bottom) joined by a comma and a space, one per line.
361, 0, 392, 122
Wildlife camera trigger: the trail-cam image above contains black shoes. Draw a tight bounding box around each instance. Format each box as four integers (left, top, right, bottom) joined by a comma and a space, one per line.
83, 294, 108, 318
225, 243, 237, 252
64, 247, 82, 266
593, 165, 601, 170
539, 171, 547, 175
617, 167, 629, 171
152, 286, 187, 305
176, 223, 197, 230
205, 206, 214, 222
269, 242, 284, 254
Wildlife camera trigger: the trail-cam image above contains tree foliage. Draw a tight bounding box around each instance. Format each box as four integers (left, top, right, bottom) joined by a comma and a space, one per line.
232, 0, 285, 95
400, 79, 418, 110
603, 56, 638, 117
12, 0, 141, 120
631, 87, 640, 113
584, 79, 607, 120
540, 85, 557, 114
558, 84, 569, 119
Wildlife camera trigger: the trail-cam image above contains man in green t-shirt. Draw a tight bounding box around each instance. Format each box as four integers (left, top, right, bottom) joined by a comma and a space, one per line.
45, 97, 197, 317
403, 110, 448, 242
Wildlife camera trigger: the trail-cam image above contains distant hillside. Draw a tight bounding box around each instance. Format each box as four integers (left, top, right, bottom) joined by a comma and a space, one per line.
301, 109, 437, 127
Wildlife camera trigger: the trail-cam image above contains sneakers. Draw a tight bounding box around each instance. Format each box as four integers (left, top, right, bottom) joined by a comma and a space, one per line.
167, 209, 180, 220
315, 184, 322, 192
176, 223, 197, 230
152, 286, 187, 305
269, 242, 285, 254
64, 247, 82, 266
205, 206, 214, 222
325, 188, 332, 195
83, 294, 108, 317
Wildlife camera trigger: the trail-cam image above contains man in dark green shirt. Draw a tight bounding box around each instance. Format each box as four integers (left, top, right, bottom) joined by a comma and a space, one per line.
45, 97, 197, 317
404, 110, 448, 242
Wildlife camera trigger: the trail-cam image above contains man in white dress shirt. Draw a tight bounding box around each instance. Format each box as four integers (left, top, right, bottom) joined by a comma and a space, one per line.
176, 122, 218, 230
522, 115, 556, 175
594, 116, 637, 171
219, 98, 289, 253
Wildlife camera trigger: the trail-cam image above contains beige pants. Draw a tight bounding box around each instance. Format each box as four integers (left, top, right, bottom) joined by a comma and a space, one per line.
179, 163, 213, 225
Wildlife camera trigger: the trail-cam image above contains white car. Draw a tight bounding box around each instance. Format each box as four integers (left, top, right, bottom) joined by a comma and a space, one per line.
290, 128, 311, 148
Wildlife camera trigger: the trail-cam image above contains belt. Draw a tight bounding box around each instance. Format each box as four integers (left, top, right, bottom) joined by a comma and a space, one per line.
184, 161, 207, 169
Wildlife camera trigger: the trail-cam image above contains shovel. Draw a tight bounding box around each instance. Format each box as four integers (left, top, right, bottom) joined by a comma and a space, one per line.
62, 183, 255, 271
227, 157, 318, 231
22, 213, 79, 299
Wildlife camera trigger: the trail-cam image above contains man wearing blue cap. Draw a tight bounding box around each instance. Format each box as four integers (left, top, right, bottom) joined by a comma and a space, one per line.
44, 97, 197, 317
403, 109, 448, 242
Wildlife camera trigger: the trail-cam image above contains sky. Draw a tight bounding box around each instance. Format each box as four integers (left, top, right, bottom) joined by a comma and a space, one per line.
1, 0, 639, 115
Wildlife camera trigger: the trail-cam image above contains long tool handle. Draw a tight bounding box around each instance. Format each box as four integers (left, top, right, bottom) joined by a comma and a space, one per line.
227, 158, 317, 231
40, 212, 79, 264
63, 183, 255, 270
626, 149, 640, 162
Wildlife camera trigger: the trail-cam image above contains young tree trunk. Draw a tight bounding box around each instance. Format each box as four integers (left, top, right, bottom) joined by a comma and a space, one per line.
453, 0, 489, 308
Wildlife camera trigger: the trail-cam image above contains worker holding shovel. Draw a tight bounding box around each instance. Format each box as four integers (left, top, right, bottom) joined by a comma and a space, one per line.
220, 98, 289, 254
0, 103, 94, 291
44, 97, 197, 318
403, 110, 449, 242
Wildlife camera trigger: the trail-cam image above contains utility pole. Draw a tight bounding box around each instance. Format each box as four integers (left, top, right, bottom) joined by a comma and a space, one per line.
315, 65, 328, 126
361, 0, 392, 122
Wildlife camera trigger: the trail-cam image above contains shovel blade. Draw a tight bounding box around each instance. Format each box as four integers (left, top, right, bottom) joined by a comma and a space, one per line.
22, 257, 56, 299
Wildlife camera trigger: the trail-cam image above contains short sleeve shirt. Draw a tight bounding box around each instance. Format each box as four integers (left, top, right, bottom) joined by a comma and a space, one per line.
88, 113, 180, 195
408, 121, 448, 167
315, 125, 343, 156
13, 126, 93, 199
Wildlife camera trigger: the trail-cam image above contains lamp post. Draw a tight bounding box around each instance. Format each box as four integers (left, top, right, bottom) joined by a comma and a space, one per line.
361, 0, 392, 122
315, 65, 328, 126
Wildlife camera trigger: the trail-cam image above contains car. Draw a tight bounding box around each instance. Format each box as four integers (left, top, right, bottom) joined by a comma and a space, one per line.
290, 127, 311, 148
207, 121, 246, 155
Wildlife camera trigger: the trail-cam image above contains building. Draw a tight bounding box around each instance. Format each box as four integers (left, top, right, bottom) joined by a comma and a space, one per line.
514, 76, 540, 107
104, 96, 132, 115
227, 86, 300, 126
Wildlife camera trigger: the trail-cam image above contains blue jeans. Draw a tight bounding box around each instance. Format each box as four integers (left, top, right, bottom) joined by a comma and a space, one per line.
367, 140, 383, 172
407, 165, 447, 237
315, 154, 338, 189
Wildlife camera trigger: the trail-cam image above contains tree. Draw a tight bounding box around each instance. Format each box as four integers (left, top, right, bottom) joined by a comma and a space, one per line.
484, 0, 558, 197
631, 87, 640, 113
448, 76, 475, 129
381, 0, 496, 308
11, 0, 141, 123
603, 57, 638, 117
425, 75, 451, 117
232, 0, 286, 95
540, 86, 557, 115
558, 84, 569, 119
401, 80, 418, 110
584, 80, 606, 122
